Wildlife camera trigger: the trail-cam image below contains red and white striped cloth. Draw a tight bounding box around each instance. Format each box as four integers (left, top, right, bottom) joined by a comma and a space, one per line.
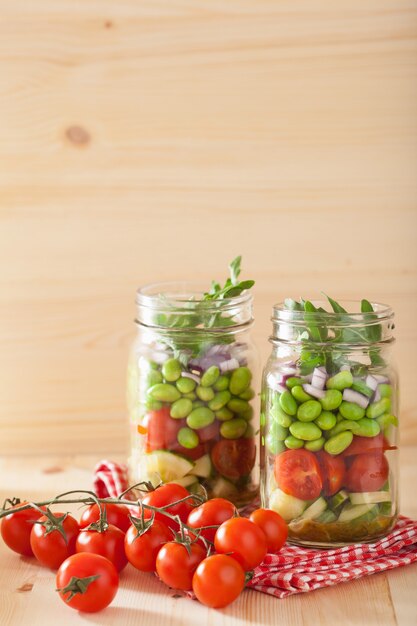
93, 460, 417, 598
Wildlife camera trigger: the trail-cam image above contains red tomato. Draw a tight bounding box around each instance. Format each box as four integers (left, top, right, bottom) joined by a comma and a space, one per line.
211, 438, 256, 480
192, 554, 245, 608
124, 520, 172, 572
142, 484, 194, 531
170, 441, 207, 461
76, 524, 127, 572
316, 451, 345, 497
156, 542, 206, 590
249, 509, 288, 553
344, 453, 389, 492
80, 503, 131, 533
274, 449, 322, 500
30, 512, 79, 569
196, 421, 220, 443
187, 498, 237, 544
343, 434, 395, 457
146, 407, 185, 452
56, 553, 119, 613
1, 502, 44, 556
214, 517, 267, 571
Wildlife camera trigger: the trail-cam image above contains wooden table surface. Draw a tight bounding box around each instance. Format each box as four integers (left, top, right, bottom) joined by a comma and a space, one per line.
1, 451, 416, 626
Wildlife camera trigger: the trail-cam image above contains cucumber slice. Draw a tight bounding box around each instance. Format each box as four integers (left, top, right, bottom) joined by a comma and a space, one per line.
301, 497, 328, 520
349, 491, 392, 505
329, 489, 350, 511
210, 477, 239, 499
316, 509, 338, 523
338, 503, 378, 523
143, 450, 194, 482
269, 489, 307, 521
167, 475, 199, 488
189, 454, 212, 478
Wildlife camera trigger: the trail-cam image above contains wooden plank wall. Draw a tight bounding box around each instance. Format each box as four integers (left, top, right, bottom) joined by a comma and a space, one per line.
0, 0, 416, 454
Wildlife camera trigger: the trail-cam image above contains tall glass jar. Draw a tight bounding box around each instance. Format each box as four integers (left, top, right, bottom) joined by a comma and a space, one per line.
260, 300, 398, 547
127, 282, 260, 508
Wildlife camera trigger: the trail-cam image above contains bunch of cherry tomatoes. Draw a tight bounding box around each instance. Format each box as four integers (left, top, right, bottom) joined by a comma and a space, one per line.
0, 483, 288, 612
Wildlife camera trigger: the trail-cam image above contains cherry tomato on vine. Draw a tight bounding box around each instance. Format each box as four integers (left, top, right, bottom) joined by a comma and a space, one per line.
274, 449, 322, 500
316, 451, 345, 497
186, 498, 237, 544
156, 541, 206, 590
214, 517, 267, 571
249, 508, 288, 553
142, 483, 194, 531
192, 554, 245, 608
30, 512, 79, 569
1, 502, 44, 556
124, 519, 172, 572
80, 503, 131, 533
211, 438, 255, 480
56, 553, 119, 613
76, 524, 127, 572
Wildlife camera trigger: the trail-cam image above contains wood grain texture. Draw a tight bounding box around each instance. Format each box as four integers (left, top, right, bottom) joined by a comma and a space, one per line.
0, 0, 416, 454
0, 451, 416, 626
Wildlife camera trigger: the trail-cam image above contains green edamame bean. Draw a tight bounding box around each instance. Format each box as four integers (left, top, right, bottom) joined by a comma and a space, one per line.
366, 397, 391, 419
241, 405, 254, 421
227, 398, 251, 415
305, 437, 325, 452
162, 358, 182, 382
378, 384, 392, 399
196, 386, 215, 402
324, 430, 354, 455
170, 398, 193, 419
284, 435, 304, 449
208, 390, 232, 411
339, 401, 365, 421
326, 371, 353, 391
183, 391, 197, 400
297, 400, 322, 422
269, 421, 288, 441
285, 377, 304, 389
270, 403, 293, 428
315, 411, 337, 431
201, 365, 220, 388
214, 375, 229, 391
376, 413, 398, 430
320, 389, 343, 411
148, 383, 181, 403
354, 417, 381, 437
328, 419, 361, 438
220, 418, 247, 439
186, 407, 215, 429
291, 385, 313, 403
336, 412, 344, 422
239, 387, 255, 400
176, 377, 196, 394
229, 367, 252, 395
289, 421, 322, 441
266, 434, 286, 455
279, 390, 298, 416
177, 427, 199, 449
147, 369, 163, 386
215, 407, 234, 421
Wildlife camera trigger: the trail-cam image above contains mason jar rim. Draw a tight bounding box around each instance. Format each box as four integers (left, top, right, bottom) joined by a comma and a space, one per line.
136, 280, 253, 310
272, 300, 394, 327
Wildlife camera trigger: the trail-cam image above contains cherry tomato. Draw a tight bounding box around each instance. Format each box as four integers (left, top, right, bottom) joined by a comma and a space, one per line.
211, 438, 256, 480
142, 484, 194, 531
80, 503, 131, 533
156, 542, 206, 590
170, 441, 207, 461
343, 434, 396, 457
196, 421, 220, 443
30, 512, 79, 569
146, 407, 185, 452
56, 553, 119, 613
274, 449, 322, 500
187, 498, 237, 544
124, 519, 172, 572
214, 517, 267, 571
192, 554, 245, 608
1, 502, 44, 556
316, 451, 345, 497
344, 453, 389, 492
76, 524, 127, 572
249, 508, 288, 553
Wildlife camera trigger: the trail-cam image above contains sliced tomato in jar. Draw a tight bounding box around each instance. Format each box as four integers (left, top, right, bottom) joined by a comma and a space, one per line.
274, 449, 322, 500
316, 451, 345, 497
211, 438, 256, 480
344, 453, 389, 492
343, 434, 396, 458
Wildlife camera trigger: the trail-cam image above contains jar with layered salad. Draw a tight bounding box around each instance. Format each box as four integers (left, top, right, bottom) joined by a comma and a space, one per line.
261, 298, 398, 547
127, 275, 260, 508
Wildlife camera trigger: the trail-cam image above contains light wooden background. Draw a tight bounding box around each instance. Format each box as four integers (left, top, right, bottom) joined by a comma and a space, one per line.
0, 0, 416, 455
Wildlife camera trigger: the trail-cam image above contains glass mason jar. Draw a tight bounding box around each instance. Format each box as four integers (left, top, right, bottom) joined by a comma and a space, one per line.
127, 282, 260, 508
260, 301, 398, 547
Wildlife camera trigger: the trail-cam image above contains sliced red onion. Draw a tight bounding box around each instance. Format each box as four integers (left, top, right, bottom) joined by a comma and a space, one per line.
219, 358, 240, 373
365, 375, 379, 391
206, 344, 231, 357
303, 373, 314, 383
340, 365, 351, 372
150, 351, 169, 364
302, 384, 326, 399
372, 374, 390, 384
373, 388, 382, 402
181, 372, 201, 384
311, 367, 327, 390
342, 388, 370, 409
